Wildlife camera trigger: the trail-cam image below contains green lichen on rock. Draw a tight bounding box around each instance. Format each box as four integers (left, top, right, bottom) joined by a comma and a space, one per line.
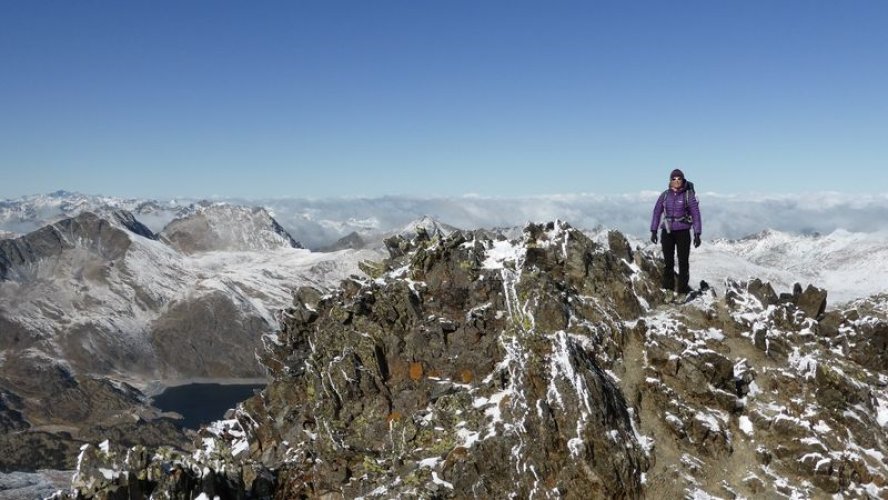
55, 222, 888, 499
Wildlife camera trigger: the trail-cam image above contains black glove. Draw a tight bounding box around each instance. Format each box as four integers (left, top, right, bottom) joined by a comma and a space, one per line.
693, 233, 701, 248
650, 231, 658, 244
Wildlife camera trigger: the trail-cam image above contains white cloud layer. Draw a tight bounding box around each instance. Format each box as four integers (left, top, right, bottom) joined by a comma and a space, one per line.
4, 191, 888, 251
247, 192, 888, 249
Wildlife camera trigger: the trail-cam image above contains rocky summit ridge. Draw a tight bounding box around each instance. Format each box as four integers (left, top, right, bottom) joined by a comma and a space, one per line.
54, 221, 887, 499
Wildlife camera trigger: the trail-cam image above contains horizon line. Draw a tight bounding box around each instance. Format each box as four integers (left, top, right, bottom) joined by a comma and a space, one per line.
5, 189, 888, 203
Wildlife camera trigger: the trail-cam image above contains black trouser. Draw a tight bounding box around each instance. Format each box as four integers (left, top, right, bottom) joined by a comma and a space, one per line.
661, 228, 691, 293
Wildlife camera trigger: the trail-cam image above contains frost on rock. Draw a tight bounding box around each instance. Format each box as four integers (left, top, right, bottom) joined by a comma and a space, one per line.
634, 277, 888, 498
52, 223, 888, 500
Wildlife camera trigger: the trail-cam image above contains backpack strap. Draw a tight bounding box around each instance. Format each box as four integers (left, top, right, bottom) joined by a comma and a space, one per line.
683, 186, 694, 223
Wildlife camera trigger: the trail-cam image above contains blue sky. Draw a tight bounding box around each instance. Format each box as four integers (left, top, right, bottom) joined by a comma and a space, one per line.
1, 1, 886, 199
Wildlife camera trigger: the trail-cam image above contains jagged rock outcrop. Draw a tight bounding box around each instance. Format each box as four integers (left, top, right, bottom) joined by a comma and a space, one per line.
54, 221, 888, 499
54, 221, 656, 498
246, 221, 653, 498
797, 283, 829, 319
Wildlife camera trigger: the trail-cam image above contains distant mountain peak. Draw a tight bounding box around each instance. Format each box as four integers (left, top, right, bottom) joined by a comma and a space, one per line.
161, 204, 301, 254
396, 215, 458, 239
0, 210, 156, 282
320, 231, 366, 252
49, 189, 78, 198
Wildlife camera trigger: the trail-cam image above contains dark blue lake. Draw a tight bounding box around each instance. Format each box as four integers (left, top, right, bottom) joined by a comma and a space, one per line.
152, 383, 265, 429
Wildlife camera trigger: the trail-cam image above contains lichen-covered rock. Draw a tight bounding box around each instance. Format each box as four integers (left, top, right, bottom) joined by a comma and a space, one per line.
244, 221, 652, 498
637, 279, 888, 498
56, 222, 888, 499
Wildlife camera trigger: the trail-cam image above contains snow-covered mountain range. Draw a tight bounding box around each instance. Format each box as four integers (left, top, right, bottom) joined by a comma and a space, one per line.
0, 202, 385, 477
3, 191, 888, 313
1, 196, 882, 376
7, 190, 888, 250
0, 191, 186, 237
0, 207, 374, 382
1, 191, 888, 486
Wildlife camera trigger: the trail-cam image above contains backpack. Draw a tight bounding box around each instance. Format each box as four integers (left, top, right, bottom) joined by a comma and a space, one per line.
659, 180, 695, 230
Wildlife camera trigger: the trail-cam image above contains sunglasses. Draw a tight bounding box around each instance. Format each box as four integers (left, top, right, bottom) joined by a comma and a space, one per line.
671, 177, 683, 181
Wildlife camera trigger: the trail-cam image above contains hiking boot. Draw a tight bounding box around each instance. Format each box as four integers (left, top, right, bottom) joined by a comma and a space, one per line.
675, 292, 687, 303
664, 290, 675, 303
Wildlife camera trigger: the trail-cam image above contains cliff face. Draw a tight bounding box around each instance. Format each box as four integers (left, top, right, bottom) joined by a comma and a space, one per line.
245, 222, 653, 498
57, 221, 888, 499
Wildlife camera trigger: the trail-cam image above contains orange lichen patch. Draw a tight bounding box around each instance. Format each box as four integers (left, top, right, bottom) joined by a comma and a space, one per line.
460, 369, 474, 384
409, 362, 424, 381
442, 446, 471, 474
446, 446, 469, 462
387, 411, 402, 423
387, 359, 408, 379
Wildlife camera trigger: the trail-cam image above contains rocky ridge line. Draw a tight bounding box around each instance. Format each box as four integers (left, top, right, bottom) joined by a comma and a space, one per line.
53, 221, 888, 499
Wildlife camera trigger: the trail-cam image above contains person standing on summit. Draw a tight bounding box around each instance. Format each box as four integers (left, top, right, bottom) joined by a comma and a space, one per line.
650, 169, 703, 302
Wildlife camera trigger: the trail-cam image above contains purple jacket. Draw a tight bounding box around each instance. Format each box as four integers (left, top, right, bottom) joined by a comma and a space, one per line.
650, 181, 702, 235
